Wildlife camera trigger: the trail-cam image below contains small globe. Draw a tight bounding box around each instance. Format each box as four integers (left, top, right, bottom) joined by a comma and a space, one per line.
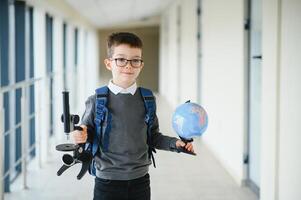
172, 102, 208, 140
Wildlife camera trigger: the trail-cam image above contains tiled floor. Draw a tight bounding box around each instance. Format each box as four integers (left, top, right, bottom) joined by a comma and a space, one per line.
5, 95, 258, 200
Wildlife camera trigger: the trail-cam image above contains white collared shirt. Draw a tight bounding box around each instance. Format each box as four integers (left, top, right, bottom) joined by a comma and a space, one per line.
108, 80, 137, 95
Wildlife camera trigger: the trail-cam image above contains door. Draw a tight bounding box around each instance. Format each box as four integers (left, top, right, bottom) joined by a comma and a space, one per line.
248, 0, 262, 194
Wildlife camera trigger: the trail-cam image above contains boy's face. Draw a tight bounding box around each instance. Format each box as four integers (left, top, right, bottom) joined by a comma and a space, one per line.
104, 44, 143, 88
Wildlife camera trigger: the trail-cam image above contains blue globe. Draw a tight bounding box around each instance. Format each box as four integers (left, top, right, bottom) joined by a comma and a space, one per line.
172, 102, 208, 140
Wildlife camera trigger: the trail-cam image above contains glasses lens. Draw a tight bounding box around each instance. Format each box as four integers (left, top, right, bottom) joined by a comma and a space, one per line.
116, 58, 127, 67
131, 59, 142, 67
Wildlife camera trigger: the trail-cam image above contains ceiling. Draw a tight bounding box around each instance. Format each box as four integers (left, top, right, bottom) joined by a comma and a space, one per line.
65, 0, 174, 29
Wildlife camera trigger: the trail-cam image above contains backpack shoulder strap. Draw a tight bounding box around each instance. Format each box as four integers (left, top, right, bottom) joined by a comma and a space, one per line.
139, 87, 157, 167
93, 86, 111, 154
95, 86, 109, 102
95, 86, 109, 122
87, 86, 110, 176
139, 87, 156, 122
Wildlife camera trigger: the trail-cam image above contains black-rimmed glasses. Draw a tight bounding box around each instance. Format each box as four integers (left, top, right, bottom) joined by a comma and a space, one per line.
110, 58, 143, 68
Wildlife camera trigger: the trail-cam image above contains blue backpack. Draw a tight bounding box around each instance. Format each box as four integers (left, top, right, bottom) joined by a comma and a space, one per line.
86, 86, 157, 176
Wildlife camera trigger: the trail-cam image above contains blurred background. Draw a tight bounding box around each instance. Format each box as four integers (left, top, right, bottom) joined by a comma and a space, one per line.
0, 0, 300, 199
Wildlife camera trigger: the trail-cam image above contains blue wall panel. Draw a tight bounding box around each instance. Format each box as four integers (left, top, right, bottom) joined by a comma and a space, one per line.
15, 1, 26, 83
29, 7, 36, 157
63, 23, 67, 89
14, 0, 26, 176
46, 14, 54, 136
0, 0, 9, 87
1, 0, 10, 192
4, 92, 10, 192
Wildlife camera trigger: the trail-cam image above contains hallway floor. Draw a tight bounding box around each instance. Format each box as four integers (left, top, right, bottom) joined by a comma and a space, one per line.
4, 95, 258, 200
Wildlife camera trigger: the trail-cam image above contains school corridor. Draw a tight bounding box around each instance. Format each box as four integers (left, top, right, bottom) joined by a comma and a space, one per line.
3, 95, 257, 200
1, 0, 301, 200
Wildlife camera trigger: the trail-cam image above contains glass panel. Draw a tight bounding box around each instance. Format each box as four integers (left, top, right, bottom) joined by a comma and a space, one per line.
0, 0, 10, 87
46, 14, 54, 136
1, 0, 10, 192
29, 7, 36, 157
74, 28, 78, 67
15, 89, 22, 174
15, 1, 26, 83
14, 1, 26, 178
4, 92, 10, 192
249, 0, 262, 188
63, 23, 67, 90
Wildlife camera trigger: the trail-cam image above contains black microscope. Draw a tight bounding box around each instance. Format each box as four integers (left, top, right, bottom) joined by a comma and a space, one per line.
55, 91, 92, 180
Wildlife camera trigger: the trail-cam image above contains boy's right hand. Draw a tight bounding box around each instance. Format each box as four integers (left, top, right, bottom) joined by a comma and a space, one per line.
71, 125, 88, 144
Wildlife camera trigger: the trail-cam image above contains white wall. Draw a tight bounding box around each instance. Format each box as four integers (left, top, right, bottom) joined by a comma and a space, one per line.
261, 0, 301, 199
160, 0, 246, 185
200, 0, 246, 185
261, 0, 280, 199
278, 0, 301, 198
162, 2, 180, 107
160, 0, 198, 108
81, 30, 100, 107
179, 0, 198, 103
33, 7, 49, 164
52, 17, 64, 143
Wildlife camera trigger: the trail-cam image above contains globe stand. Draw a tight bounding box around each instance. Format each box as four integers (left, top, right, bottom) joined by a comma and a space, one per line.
176, 137, 196, 156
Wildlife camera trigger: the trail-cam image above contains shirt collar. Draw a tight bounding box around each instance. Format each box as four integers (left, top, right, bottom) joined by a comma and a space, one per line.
108, 80, 137, 95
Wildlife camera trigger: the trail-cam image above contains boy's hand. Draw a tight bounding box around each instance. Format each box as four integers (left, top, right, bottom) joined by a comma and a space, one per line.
72, 125, 88, 144
176, 140, 195, 154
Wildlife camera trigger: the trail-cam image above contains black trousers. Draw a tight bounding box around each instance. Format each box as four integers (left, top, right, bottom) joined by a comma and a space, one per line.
93, 173, 151, 200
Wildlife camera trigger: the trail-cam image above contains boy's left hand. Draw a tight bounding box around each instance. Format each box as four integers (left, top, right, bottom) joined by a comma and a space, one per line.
176, 140, 195, 154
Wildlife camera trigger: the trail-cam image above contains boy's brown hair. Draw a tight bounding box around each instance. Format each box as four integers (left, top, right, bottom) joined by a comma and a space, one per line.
107, 32, 143, 58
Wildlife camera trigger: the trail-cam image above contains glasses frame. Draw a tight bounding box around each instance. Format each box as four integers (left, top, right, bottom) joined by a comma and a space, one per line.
110, 58, 144, 68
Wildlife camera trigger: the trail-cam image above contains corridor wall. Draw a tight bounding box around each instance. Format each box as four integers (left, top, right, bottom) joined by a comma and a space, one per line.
261, 0, 301, 199
159, 0, 198, 108
200, 0, 246, 185
160, 0, 301, 199
160, 0, 246, 185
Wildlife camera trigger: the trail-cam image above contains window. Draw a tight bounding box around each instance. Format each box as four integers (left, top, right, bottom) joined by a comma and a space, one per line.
74, 27, 78, 67
29, 6, 35, 157
46, 14, 54, 136
63, 22, 67, 90
0, 1, 36, 192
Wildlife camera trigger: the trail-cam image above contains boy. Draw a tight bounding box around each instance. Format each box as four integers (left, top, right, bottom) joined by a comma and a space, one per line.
72, 32, 194, 200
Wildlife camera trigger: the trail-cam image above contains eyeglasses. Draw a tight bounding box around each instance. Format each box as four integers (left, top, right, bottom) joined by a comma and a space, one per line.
110, 58, 143, 68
